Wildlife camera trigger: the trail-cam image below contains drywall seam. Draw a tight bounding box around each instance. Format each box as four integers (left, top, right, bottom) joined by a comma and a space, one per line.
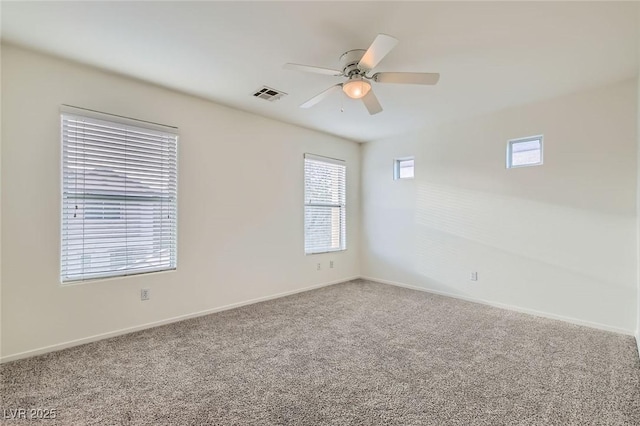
362, 276, 635, 336
0, 276, 359, 364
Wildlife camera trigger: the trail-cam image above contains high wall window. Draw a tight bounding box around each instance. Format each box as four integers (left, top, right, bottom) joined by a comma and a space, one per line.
507, 135, 543, 168
61, 107, 178, 283
304, 154, 346, 254
394, 157, 415, 179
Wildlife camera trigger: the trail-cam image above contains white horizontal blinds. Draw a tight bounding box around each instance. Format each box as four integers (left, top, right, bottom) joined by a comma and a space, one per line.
511, 139, 541, 166
61, 111, 178, 282
304, 154, 346, 254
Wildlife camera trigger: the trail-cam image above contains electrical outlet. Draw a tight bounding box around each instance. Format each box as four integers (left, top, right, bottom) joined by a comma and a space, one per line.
330, 260, 334, 269
470, 272, 478, 281
317, 263, 321, 271
141, 288, 150, 301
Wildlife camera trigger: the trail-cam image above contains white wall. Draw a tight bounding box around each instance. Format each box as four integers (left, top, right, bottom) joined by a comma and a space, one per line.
0, 40, 3, 360
637, 70, 640, 351
362, 79, 638, 334
0, 44, 361, 361
637, 11, 640, 351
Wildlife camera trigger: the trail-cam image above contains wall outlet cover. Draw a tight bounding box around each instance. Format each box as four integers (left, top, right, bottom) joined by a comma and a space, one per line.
141, 289, 150, 301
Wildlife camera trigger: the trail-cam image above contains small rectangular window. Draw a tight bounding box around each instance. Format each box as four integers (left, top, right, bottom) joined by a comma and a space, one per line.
394, 157, 414, 180
61, 106, 178, 283
304, 154, 346, 254
507, 135, 543, 168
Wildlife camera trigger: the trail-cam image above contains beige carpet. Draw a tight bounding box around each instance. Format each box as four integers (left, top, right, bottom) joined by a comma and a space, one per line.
2, 279, 639, 425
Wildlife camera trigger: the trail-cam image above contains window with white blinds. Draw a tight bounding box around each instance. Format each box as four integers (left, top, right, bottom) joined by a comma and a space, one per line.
304, 154, 346, 254
61, 107, 178, 283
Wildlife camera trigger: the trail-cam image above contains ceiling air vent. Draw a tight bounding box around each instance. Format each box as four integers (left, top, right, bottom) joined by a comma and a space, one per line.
252, 86, 287, 102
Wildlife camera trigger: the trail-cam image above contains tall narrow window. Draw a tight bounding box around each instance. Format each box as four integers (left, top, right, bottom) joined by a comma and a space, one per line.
61, 107, 178, 283
304, 154, 346, 254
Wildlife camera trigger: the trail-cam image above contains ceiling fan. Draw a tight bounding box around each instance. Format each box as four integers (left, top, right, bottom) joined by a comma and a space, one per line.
283, 34, 440, 115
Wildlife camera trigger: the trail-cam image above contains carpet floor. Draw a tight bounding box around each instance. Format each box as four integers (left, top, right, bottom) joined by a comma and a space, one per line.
2, 279, 640, 425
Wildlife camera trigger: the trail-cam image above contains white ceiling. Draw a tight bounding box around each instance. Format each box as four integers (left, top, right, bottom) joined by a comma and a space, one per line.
2, 1, 638, 143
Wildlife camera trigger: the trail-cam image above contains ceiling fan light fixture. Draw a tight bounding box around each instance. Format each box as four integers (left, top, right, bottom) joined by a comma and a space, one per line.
342, 78, 371, 99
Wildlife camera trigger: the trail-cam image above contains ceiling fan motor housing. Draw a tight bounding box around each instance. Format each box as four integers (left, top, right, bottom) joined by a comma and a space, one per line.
339, 49, 366, 77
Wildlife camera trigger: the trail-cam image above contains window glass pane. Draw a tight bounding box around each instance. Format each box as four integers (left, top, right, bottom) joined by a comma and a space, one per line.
398, 159, 414, 179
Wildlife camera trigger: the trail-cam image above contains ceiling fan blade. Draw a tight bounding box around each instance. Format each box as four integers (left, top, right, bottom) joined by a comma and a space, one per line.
358, 34, 399, 71
372, 72, 440, 85
361, 90, 383, 115
300, 84, 343, 108
284, 63, 343, 76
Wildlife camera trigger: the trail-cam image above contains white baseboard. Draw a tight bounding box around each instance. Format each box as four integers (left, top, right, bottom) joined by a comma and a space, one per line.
1, 276, 358, 364
636, 332, 640, 359
361, 275, 635, 336
3, 275, 633, 364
